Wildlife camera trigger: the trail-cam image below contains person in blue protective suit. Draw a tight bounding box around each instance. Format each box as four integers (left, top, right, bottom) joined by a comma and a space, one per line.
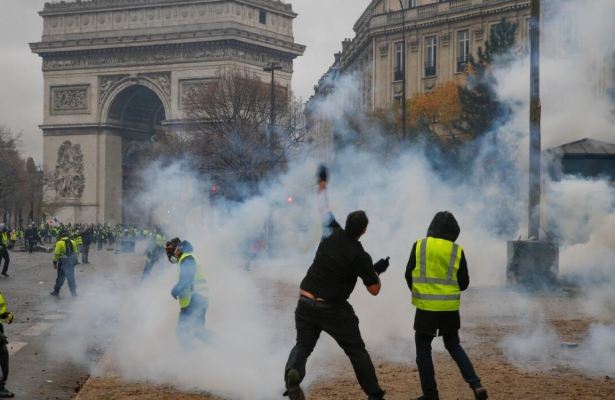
165, 238, 208, 344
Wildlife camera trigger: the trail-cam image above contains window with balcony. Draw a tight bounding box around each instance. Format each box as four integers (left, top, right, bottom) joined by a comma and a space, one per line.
425, 36, 437, 77
259, 10, 267, 25
457, 29, 470, 72
394, 41, 405, 81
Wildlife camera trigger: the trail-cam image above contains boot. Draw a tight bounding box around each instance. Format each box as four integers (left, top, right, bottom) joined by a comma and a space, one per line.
415, 396, 439, 400
0, 387, 15, 398
284, 369, 305, 400
472, 385, 488, 400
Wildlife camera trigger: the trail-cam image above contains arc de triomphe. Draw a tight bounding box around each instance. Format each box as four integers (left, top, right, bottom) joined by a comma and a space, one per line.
31, 0, 304, 224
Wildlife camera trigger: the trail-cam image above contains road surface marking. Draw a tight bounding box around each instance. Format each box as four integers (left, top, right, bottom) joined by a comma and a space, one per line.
43, 314, 65, 321
22, 322, 53, 336
8, 342, 27, 356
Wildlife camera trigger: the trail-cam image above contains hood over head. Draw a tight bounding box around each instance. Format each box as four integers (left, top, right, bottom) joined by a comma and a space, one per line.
427, 211, 460, 242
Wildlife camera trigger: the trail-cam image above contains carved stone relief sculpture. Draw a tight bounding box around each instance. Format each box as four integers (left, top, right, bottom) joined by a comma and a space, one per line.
54, 141, 85, 199
178, 78, 217, 109
99, 74, 128, 102
50, 85, 90, 115
138, 71, 172, 98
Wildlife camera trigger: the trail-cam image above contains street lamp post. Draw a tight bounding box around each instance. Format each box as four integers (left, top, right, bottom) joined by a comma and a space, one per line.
264, 61, 282, 147
398, 0, 407, 139
506, 0, 559, 289
528, 0, 541, 240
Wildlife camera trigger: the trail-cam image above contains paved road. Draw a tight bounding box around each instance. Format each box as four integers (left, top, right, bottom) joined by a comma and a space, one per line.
0, 243, 142, 400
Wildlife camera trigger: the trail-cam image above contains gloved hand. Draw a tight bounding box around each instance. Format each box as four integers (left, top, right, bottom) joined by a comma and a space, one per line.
0, 312, 13, 325
0, 334, 7, 346
53, 261, 58, 270
374, 257, 390, 275
171, 285, 181, 300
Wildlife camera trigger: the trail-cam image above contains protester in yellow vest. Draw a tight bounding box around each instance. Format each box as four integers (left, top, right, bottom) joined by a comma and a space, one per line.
165, 238, 208, 343
50, 230, 78, 298
0, 225, 9, 278
0, 292, 15, 398
8, 231, 16, 250
405, 211, 488, 400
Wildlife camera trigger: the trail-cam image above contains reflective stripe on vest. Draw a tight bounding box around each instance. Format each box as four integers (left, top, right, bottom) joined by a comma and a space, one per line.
178, 252, 207, 309
412, 237, 462, 312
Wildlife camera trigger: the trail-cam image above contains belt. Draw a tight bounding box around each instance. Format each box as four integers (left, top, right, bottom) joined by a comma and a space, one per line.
300, 290, 327, 302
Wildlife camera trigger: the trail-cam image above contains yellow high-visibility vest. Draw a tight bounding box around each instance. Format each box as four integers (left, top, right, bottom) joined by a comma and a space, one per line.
412, 237, 462, 312
0, 293, 7, 316
0, 233, 7, 247
177, 252, 208, 309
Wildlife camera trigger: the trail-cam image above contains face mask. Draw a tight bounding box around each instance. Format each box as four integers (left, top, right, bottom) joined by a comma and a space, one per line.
169, 255, 179, 264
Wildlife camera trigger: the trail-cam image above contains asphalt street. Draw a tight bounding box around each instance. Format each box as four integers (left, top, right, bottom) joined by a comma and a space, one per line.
0, 243, 140, 400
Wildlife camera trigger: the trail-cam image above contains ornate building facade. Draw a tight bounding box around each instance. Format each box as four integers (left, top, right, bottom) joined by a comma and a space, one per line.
314, 0, 531, 113
308, 0, 615, 152
31, 0, 304, 223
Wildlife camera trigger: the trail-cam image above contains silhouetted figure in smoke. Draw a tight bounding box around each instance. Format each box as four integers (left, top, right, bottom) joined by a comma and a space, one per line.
165, 238, 208, 344
142, 227, 166, 279
283, 166, 389, 400
405, 211, 488, 400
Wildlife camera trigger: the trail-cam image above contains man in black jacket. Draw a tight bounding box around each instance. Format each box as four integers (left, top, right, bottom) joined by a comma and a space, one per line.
405, 211, 487, 400
283, 170, 389, 400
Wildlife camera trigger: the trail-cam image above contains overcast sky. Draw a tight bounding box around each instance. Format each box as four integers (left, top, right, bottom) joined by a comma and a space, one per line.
0, 0, 370, 162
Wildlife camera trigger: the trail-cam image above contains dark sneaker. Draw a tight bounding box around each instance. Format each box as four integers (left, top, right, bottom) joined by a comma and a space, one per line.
284, 369, 305, 400
50, 291, 59, 297
473, 386, 488, 400
1, 273, 8, 278
0, 387, 15, 398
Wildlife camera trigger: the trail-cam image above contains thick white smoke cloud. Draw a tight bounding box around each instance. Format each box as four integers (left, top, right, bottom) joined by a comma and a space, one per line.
45, 0, 615, 397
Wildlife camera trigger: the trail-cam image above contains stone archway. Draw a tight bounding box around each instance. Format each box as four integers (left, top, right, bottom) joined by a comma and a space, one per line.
105, 84, 167, 223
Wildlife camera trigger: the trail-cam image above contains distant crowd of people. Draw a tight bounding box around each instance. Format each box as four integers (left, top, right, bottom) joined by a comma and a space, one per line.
0, 222, 160, 252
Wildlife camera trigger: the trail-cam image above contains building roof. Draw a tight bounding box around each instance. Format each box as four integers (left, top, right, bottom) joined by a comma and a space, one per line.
42, 0, 295, 15
548, 138, 615, 156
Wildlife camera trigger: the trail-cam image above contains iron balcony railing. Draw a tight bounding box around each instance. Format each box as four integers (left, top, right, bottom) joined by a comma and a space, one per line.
457, 55, 469, 72
425, 64, 437, 77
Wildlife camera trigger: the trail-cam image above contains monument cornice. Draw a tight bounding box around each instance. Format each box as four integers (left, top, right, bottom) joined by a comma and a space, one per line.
41, 123, 153, 138
37, 39, 298, 72
41, 0, 296, 17
31, 25, 305, 57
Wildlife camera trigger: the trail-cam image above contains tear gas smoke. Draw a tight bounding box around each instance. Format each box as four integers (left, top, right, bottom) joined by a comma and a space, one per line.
46, 0, 615, 396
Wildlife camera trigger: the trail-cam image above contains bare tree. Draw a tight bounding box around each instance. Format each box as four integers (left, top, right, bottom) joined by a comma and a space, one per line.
0, 126, 46, 226
183, 68, 306, 198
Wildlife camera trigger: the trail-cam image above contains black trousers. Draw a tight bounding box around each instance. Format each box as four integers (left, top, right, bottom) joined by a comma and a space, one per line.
0, 325, 9, 389
27, 240, 37, 253
0, 248, 8, 275
285, 297, 385, 398
82, 245, 90, 263
415, 330, 481, 399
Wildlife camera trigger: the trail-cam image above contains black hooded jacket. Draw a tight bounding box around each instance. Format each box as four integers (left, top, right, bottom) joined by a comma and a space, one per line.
405, 211, 469, 335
